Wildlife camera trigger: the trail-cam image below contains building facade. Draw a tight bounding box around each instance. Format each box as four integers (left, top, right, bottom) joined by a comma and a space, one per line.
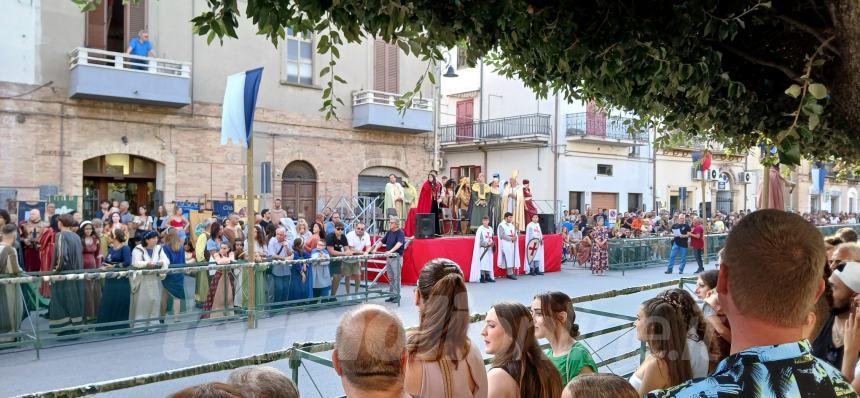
788, 160, 859, 214
1, 0, 434, 221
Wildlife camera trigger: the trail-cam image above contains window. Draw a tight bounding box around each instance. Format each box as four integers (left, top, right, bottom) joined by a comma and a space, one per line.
597, 164, 613, 176
373, 40, 400, 93
285, 28, 313, 85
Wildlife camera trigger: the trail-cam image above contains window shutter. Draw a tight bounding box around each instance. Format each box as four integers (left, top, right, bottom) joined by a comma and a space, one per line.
373, 40, 386, 92
124, 0, 148, 48
385, 43, 399, 93
85, 0, 108, 49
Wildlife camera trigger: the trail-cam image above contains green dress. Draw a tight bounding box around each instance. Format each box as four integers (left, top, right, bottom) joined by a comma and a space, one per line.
546, 341, 598, 386
469, 182, 492, 231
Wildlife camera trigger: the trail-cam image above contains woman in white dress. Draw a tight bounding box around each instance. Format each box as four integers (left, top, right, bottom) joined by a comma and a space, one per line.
630, 293, 694, 395
130, 230, 169, 329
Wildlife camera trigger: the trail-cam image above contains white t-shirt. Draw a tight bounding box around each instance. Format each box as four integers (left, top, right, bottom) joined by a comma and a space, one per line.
687, 329, 710, 378
345, 231, 371, 263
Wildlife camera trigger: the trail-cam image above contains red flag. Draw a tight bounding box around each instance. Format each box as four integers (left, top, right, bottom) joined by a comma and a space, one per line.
701, 151, 712, 171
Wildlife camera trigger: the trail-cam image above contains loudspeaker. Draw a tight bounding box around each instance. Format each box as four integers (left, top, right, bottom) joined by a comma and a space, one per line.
538, 213, 556, 234
416, 213, 436, 239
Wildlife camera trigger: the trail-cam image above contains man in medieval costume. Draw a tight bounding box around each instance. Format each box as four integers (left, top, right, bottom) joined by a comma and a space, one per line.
469, 173, 492, 233
454, 176, 471, 234
19, 209, 43, 273
524, 214, 545, 276
471, 216, 495, 283
49, 214, 85, 335
502, 170, 526, 232
0, 224, 22, 343
416, 172, 442, 236
523, 179, 539, 226
497, 212, 520, 280
384, 174, 405, 219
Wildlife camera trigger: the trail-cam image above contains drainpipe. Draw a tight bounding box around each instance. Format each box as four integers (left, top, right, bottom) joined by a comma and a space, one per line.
651, 125, 657, 212
552, 93, 560, 216
479, 59, 486, 173
433, 62, 441, 171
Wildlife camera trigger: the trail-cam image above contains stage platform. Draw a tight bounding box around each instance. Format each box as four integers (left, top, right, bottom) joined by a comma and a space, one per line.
382, 233, 563, 285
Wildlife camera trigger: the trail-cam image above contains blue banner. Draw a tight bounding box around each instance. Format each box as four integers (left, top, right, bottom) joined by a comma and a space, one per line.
212, 200, 234, 218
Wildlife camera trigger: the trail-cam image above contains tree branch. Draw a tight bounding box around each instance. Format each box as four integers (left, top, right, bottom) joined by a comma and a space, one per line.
719, 45, 802, 82
776, 15, 841, 56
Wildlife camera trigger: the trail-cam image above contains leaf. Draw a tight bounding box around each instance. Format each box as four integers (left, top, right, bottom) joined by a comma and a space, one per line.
319, 66, 330, 77
808, 114, 820, 130
807, 83, 827, 100
784, 84, 801, 98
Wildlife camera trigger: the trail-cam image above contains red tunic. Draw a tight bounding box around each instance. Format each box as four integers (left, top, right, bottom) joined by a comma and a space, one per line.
523, 187, 538, 224
38, 228, 56, 298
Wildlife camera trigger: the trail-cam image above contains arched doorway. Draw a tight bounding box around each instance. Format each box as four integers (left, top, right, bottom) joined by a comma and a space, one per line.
82, 154, 159, 219
281, 161, 317, 220
358, 166, 407, 198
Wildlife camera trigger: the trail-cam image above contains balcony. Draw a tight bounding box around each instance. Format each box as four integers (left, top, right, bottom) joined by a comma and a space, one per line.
439, 114, 551, 150
68, 48, 191, 107
565, 112, 648, 146
351, 90, 433, 133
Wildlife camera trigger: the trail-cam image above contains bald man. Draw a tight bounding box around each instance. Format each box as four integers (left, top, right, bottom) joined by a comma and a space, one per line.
333, 304, 410, 398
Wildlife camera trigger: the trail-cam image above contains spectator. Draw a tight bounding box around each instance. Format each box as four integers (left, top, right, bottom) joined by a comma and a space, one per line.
333, 304, 409, 398
630, 294, 693, 395
647, 210, 854, 397
304, 222, 325, 253
160, 228, 186, 321
119, 201, 133, 224
154, 205, 169, 232
227, 366, 299, 398
839, 282, 860, 391
126, 30, 155, 70
689, 217, 705, 273
202, 242, 235, 319
531, 291, 596, 386
658, 289, 711, 377
561, 374, 638, 398
831, 242, 860, 270
133, 206, 153, 232
694, 270, 731, 360
310, 239, 332, 300
259, 209, 272, 231
130, 230, 169, 329
372, 218, 405, 303
482, 301, 562, 398
288, 238, 312, 301
268, 227, 292, 306
812, 261, 860, 369
326, 221, 352, 297
404, 258, 488, 397
344, 223, 371, 295
665, 214, 691, 274
325, 212, 351, 235
837, 228, 858, 244
95, 200, 110, 221
168, 382, 244, 398
269, 199, 288, 227
286, 207, 297, 221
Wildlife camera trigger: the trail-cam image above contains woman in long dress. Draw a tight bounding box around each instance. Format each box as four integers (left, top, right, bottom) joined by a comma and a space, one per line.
589, 218, 610, 276
289, 238, 313, 301
576, 227, 592, 268
202, 242, 235, 319
77, 221, 102, 322
160, 228, 186, 321
97, 229, 132, 331
130, 230, 169, 329
0, 224, 23, 343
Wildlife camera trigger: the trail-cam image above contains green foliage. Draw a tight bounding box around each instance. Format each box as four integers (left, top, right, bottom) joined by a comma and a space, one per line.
73, 0, 859, 165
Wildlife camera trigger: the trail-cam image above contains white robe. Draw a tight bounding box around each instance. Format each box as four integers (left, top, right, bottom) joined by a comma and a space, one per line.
496, 221, 520, 270
131, 244, 170, 328
470, 225, 494, 281
525, 221, 545, 272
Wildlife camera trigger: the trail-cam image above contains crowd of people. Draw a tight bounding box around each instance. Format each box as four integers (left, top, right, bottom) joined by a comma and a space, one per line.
168, 210, 859, 397
0, 198, 407, 337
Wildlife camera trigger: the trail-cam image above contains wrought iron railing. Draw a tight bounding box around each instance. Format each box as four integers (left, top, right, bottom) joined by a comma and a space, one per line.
68, 47, 191, 78
565, 112, 648, 141
439, 113, 551, 144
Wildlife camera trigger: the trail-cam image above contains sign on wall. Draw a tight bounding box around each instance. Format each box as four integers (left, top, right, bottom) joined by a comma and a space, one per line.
212, 201, 234, 218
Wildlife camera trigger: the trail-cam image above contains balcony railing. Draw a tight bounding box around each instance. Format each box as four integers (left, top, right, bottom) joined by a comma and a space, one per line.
565, 112, 648, 142
68, 47, 191, 106
440, 113, 551, 145
351, 90, 433, 133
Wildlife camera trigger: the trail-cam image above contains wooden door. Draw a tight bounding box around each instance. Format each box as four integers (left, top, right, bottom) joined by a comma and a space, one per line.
85, 0, 108, 49
282, 181, 316, 220
591, 192, 618, 211
456, 99, 474, 142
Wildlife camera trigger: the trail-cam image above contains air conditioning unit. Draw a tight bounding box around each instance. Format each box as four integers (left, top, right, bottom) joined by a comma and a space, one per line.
738, 171, 752, 184
705, 169, 719, 180
691, 168, 702, 180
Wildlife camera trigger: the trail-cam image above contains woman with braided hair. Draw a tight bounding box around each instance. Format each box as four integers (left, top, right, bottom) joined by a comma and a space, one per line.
630, 293, 694, 396
404, 258, 487, 398
658, 289, 712, 377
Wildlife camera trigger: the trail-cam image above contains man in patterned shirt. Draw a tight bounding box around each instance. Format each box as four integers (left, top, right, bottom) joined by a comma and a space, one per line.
648, 210, 857, 398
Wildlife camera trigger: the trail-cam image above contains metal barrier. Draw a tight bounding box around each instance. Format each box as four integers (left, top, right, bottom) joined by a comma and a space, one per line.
15, 278, 687, 398
606, 224, 860, 272
0, 253, 399, 358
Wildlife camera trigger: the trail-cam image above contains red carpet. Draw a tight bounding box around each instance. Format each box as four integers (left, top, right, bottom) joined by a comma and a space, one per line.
400, 233, 562, 285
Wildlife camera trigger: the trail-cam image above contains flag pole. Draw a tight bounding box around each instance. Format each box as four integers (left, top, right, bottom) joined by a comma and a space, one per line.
701, 150, 709, 267
247, 133, 257, 329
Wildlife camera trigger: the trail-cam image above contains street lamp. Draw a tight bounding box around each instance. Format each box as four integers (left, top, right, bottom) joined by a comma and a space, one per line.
434, 51, 458, 171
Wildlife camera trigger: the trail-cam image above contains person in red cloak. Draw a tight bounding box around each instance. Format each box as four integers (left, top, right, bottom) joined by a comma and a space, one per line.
523, 179, 538, 229
38, 214, 59, 298
405, 171, 442, 237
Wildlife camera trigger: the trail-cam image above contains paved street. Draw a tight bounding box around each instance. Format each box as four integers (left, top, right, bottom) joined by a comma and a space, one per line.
0, 262, 704, 397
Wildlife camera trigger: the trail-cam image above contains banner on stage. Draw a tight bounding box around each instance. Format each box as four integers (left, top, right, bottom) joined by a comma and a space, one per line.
48, 195, 78, 215
232, 197, 260, 219
176, 201, 200, 219
212, 200, 234, 218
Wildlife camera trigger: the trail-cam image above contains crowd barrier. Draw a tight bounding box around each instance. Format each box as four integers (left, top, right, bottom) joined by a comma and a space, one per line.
14, 278, 696, 398
606, 223, 860, 272
0, 253, 399, 358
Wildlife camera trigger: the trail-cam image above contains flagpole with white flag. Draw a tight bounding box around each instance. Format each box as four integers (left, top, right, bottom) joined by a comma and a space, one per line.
221, 67, 263, 328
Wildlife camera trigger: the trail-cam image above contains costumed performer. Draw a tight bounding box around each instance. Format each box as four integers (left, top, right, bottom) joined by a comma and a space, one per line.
469, 173, 491, 233
454, 176, 471, 234
501, 170, 526, 232
524, 214, 545, 276
523, 179, 538, 226
470, 216, 495, 283
496, 212, 520, 280
384, 174, 405, 218
416, 171, 442, 236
